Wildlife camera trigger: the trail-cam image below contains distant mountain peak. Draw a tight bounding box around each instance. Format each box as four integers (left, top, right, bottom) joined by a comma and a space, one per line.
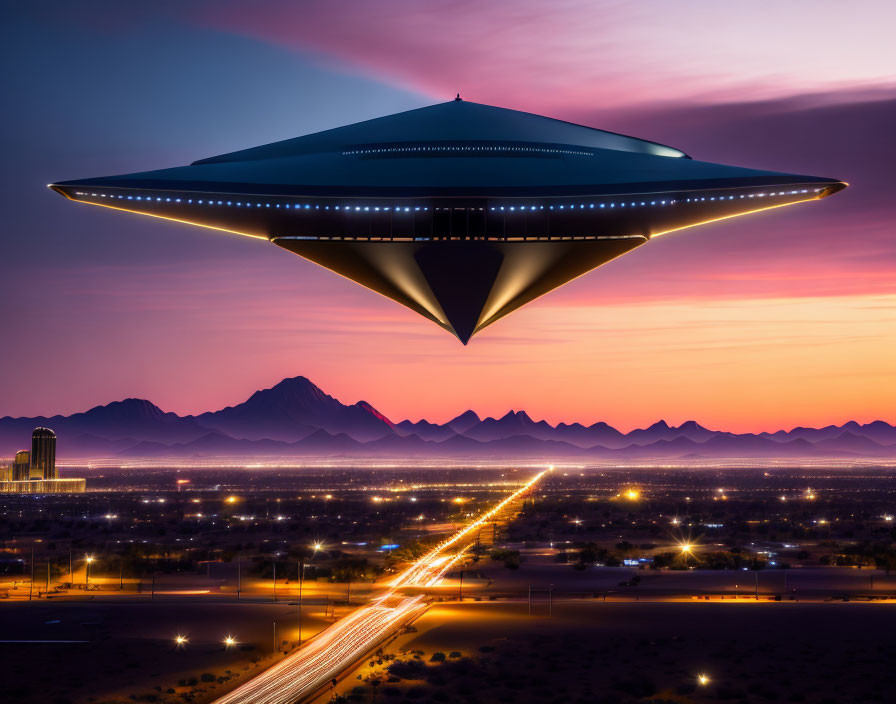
85, 398, 166, 420
447, 410, 481, 434
678, 420, 708, 431
355, 400, 394, 427
193, 375, 395, 443
498, 409, 531, 422
254, 375, 328, 400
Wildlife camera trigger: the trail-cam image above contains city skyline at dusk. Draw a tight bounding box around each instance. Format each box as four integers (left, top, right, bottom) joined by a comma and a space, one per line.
3, 1, 894, 431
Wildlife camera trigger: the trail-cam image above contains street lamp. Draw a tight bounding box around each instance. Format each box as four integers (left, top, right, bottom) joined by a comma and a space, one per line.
698, 674, 710, 686
224, 635, 237, 648
174, 635, 188, 647
299, 543, 323, 646
85, 555, 94, 589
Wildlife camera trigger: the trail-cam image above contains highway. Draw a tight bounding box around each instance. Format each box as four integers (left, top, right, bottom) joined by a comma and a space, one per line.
212, 468, 548, 704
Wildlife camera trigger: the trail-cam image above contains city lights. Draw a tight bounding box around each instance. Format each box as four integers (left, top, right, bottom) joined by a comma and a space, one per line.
624, 489, 640, 501
225, 495, 239, 503
698, 674, 710, 686
215, 470, 547, 704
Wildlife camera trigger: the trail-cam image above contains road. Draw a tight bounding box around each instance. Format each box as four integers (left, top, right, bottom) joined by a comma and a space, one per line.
212, 468, 548, 704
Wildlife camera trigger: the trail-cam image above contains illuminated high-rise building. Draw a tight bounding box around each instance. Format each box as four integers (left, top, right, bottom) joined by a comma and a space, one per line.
31, 427, 57, 480
0, 430, 81, 493
51, 98, 846, 343
13, 450, 30, 481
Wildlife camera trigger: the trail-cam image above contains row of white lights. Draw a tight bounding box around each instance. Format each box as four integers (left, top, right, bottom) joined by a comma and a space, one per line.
490, 188, 818, 212
343, 144, 594, 157
72, 187, 821, 214
72, 192, 430, 213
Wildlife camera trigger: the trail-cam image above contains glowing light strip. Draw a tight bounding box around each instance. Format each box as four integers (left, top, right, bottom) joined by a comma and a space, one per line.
649, 195, 822, 238
389, 468, 548, 587
51, 188, 269, 241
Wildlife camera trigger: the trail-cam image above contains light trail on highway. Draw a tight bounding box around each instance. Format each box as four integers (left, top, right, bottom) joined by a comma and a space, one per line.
389, 468, 548, 588
212, 468, 548, 704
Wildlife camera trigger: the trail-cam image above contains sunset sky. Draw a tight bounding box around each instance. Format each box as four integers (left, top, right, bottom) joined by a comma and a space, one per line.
2, 1, 894, 431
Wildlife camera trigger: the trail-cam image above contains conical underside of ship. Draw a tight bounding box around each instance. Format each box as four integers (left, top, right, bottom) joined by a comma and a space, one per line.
275, 237, 644, 343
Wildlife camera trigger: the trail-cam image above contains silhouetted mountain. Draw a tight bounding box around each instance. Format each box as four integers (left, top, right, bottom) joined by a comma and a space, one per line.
762, 424, 853, 444
2, 375, 894, 460
0, 398, 210, 455
192, 376, 394, 442
120, 431, 293, 458
547, 421, 627, 448
624, 420, 674, 446
394, 419, 457, 442
464, 410, 553, 442
762, 421, 896, 447
811, 431, 889, 455
446, 410, 481, 434
294, 428, 364, 454
856, 421, 896, 446
366, 433, 435, 455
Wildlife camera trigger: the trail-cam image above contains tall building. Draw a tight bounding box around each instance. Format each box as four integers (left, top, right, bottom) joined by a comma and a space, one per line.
13, 450, 30, 481
31, 427, 57, 480
0, 428, 83, 493
50, 98, 846, 343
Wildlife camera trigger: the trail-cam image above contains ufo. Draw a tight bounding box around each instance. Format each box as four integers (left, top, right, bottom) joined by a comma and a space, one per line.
50, 97, 846, 343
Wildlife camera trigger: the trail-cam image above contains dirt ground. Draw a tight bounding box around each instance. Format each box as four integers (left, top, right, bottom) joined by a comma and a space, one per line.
0, 600, 333, 704
323, 599, 896, 704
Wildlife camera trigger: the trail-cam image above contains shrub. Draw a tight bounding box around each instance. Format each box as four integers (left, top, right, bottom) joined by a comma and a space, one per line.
387, 659, 428, 679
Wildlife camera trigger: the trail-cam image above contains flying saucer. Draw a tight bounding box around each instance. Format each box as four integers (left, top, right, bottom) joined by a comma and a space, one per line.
51, 97, 846, 343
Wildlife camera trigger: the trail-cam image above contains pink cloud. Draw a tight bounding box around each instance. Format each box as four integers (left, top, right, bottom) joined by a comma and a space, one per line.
194, 0, 896, 112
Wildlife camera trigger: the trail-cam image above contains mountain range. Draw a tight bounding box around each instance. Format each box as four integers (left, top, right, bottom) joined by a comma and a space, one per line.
1, 376, 894, 461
